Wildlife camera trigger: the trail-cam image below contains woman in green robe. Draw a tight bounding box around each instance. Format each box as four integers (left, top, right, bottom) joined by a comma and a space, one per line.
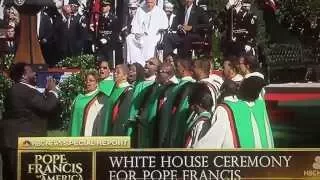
69, 70, 107, 136
128, 63, 145, 86
98, 60, 115, 96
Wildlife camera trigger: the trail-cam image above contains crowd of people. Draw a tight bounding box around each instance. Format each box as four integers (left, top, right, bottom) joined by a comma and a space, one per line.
0, 0, 257, 66
0, 54, 273, 179
0, 1, 274, 179
66, 54, 273, 149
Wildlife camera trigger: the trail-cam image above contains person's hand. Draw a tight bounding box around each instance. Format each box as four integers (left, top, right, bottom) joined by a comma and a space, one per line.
46, 77, 57, 92
183, 25, 192, 32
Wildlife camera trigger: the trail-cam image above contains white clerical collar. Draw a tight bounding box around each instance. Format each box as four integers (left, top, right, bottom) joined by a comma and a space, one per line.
181, 76, 195, 82
245, 72, 265, 79
169, 76, 179, 84
231, 74, 244, 82
20, 82, 38, 90
199, 77, 211, 83
224, 96, 238, 102
104, 76, 113, 81
85, 88, 98, 96
117, 81, 130, 88
145, 75, 156, 81
245, 101, 255, 107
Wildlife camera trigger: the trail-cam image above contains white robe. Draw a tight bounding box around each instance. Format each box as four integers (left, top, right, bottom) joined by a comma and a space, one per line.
126, 5, 168, 66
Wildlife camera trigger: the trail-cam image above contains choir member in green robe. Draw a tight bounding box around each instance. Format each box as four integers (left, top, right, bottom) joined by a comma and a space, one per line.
169, 59, 196, 147
194, 76, 274, 148
111, 64, 134, 136
128, 63, 145, 86
98, 60, 115, 96
127, 57, 161, 147
155, 62, 180, 147
69, 70, 107, 136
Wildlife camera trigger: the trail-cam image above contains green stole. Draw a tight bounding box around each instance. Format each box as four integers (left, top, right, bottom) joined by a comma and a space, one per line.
111, 87, 133, 136
225, 99, 274, 148
169, 80, 194, 147
99, 79, 115, 96
157, 83, 178, 147
136, 84, 168, 148
127, 80, 155, 139
102, 85, 128, 136
69, 90, 99, 136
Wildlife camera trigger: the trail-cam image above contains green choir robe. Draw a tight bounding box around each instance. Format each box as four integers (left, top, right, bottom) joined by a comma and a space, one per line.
102, 82, 132, 136
135, 83, 169, 148
156, 82, 178, 148
99, 78, 115, 96
224, 99, 274, 148
127, 80, 156, 147
168, 78, 195, 147
69, 89, 107, 136
111, 83, 133, 136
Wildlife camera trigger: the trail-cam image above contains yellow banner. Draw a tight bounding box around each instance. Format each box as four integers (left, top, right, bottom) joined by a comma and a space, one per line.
18, 136, 130, 150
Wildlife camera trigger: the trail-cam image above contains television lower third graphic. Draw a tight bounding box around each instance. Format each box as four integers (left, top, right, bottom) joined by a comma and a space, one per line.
17, 137, 320, 180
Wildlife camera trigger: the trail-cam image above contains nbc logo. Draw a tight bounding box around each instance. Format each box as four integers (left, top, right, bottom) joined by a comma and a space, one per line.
304, 156, 320, 177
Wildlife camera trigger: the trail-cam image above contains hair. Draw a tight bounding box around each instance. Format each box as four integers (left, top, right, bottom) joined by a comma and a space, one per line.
194, 58, 211, 76
224, 56, 239, 71
218, 79, 239, 103
9, 63, 27, 83
189, 83, 213, 111
238, 76, 265, 102
148, 57, 161, 67
242, 55, 259, 72
117, 64, 129, 75
176, 58, 193, 72
98, 59, 109, 66
129, 63, 145, 82
84, 69, 100, 81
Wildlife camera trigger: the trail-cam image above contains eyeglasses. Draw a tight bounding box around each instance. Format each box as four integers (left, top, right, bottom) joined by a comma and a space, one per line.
99, 67, 109, 69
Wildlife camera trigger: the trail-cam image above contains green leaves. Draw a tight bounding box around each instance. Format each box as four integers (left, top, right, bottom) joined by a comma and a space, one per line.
0, 54, 14, 71
0, 74, 13, 120
58, 72, 85, 130
56, 54, 96, 70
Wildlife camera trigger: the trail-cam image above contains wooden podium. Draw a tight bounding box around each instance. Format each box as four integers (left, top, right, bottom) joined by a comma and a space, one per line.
7, 0, 55, 70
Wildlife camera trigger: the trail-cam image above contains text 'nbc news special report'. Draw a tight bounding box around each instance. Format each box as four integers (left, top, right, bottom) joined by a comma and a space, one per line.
17, 137, 320, 180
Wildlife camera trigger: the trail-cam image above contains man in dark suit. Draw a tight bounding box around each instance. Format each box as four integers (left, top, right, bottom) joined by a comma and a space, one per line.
56, 4, 82, 58
4, 25, 16, 54
38, 7, 58, 66
163, 0, 209, 59
0, 63, 59, 180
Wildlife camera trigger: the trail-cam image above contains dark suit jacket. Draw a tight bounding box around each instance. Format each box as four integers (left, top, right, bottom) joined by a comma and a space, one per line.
4, 39, 17, 54
0, 83, 59, 148
56, 14, 82, 56
172, 4, 209, 34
